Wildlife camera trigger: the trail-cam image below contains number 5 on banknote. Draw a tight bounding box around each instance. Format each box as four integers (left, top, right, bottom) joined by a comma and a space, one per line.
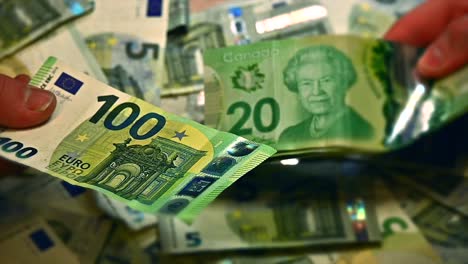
0, 57, 276, 222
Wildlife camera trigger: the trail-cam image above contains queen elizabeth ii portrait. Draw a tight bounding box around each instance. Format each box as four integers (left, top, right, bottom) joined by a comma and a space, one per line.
278, 45, 374, 146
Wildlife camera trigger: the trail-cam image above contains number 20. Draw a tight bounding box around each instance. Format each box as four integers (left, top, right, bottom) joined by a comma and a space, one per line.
227, 97, 280, 136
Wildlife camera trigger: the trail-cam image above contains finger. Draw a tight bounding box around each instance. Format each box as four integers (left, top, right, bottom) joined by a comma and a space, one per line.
384, 0, 468, 46
417, 15, 468, 78
15, 74, 31, 84
0, 74, 56, 129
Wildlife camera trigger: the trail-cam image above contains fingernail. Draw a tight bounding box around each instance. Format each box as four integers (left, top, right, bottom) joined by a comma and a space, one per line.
419, 46, 445, 70
24, 86, 54, 112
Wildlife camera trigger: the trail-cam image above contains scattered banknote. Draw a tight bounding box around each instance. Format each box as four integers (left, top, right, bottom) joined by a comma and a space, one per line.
348, 0, 425, 37
463, 157, 468, 177
389, 179, 468, 264
168, 0, 190, 34
164, 0, 332, 96
190, 0, 263, 18
159, 161, 380, 253
0, 218, 80, 264
0, 170, 102, 216
0, 25, 107, 82
95, 223, 160, 264
33, 207, 113, 263
322, 0, 358, 34
191, 0, 332, 44
389, 170, 468, 217
318, 181, 442, 264
95, 192, 158, 230
349, 0, 425, 37
0, 175, 153, 264
161, 253, 317, 264
204, 35, 468, 155
0, 175, 112, 263
360, 0, 424, 19
76, 0, 169, 104
161, 179, 442, 263
163, 27, 218, 95
161, 91, 205, 123
275, 181, 442, 263
0, 0, 94, 59
348, 2, 395, 37
0, 57, 276, 222
244, 0, 333, 41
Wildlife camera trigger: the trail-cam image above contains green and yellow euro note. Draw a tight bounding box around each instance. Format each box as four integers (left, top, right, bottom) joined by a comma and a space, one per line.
204, 35, 468, 155
0, 57, 276, 222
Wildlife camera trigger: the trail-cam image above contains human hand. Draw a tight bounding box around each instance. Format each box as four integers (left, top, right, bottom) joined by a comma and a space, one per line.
384, 0, 468, 78
0, 74, 56, 174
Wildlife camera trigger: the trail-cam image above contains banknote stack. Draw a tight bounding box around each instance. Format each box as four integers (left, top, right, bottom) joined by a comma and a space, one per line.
1, 0, 468, 264
0, 171, 159, 263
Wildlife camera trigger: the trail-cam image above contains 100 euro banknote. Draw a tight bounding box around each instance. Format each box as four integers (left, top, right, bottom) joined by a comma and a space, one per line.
0, 57, 276, 222
204, 35, 468, 155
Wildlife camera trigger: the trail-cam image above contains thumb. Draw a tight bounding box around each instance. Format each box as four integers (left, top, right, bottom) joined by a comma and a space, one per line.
0, 74, 56, 129
417, 15, 468, 78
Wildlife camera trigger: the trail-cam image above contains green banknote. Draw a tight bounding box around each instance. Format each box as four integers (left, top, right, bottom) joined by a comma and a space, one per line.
204, 35, 468, 155
0, 57, 276, 222
159, 162, 380, 253
76, 0, 169, 105
0, 0, 94, 59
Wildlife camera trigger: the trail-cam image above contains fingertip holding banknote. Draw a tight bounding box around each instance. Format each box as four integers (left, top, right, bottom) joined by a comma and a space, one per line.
0, 57, 276, 222
0, 74, 56, 128
383, 0, 468, 79
415, 16, 468, 79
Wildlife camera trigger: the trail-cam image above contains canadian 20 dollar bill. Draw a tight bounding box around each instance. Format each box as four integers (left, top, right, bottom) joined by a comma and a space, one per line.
204, 35, 468, 155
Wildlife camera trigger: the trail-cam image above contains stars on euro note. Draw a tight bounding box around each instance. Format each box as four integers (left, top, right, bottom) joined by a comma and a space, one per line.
107, 36, 118, 46
172, 130, 188, 141
76, 134, 90, 142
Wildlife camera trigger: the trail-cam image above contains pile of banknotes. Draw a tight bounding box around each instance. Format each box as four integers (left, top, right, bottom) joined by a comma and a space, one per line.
0, 0, 467, 263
